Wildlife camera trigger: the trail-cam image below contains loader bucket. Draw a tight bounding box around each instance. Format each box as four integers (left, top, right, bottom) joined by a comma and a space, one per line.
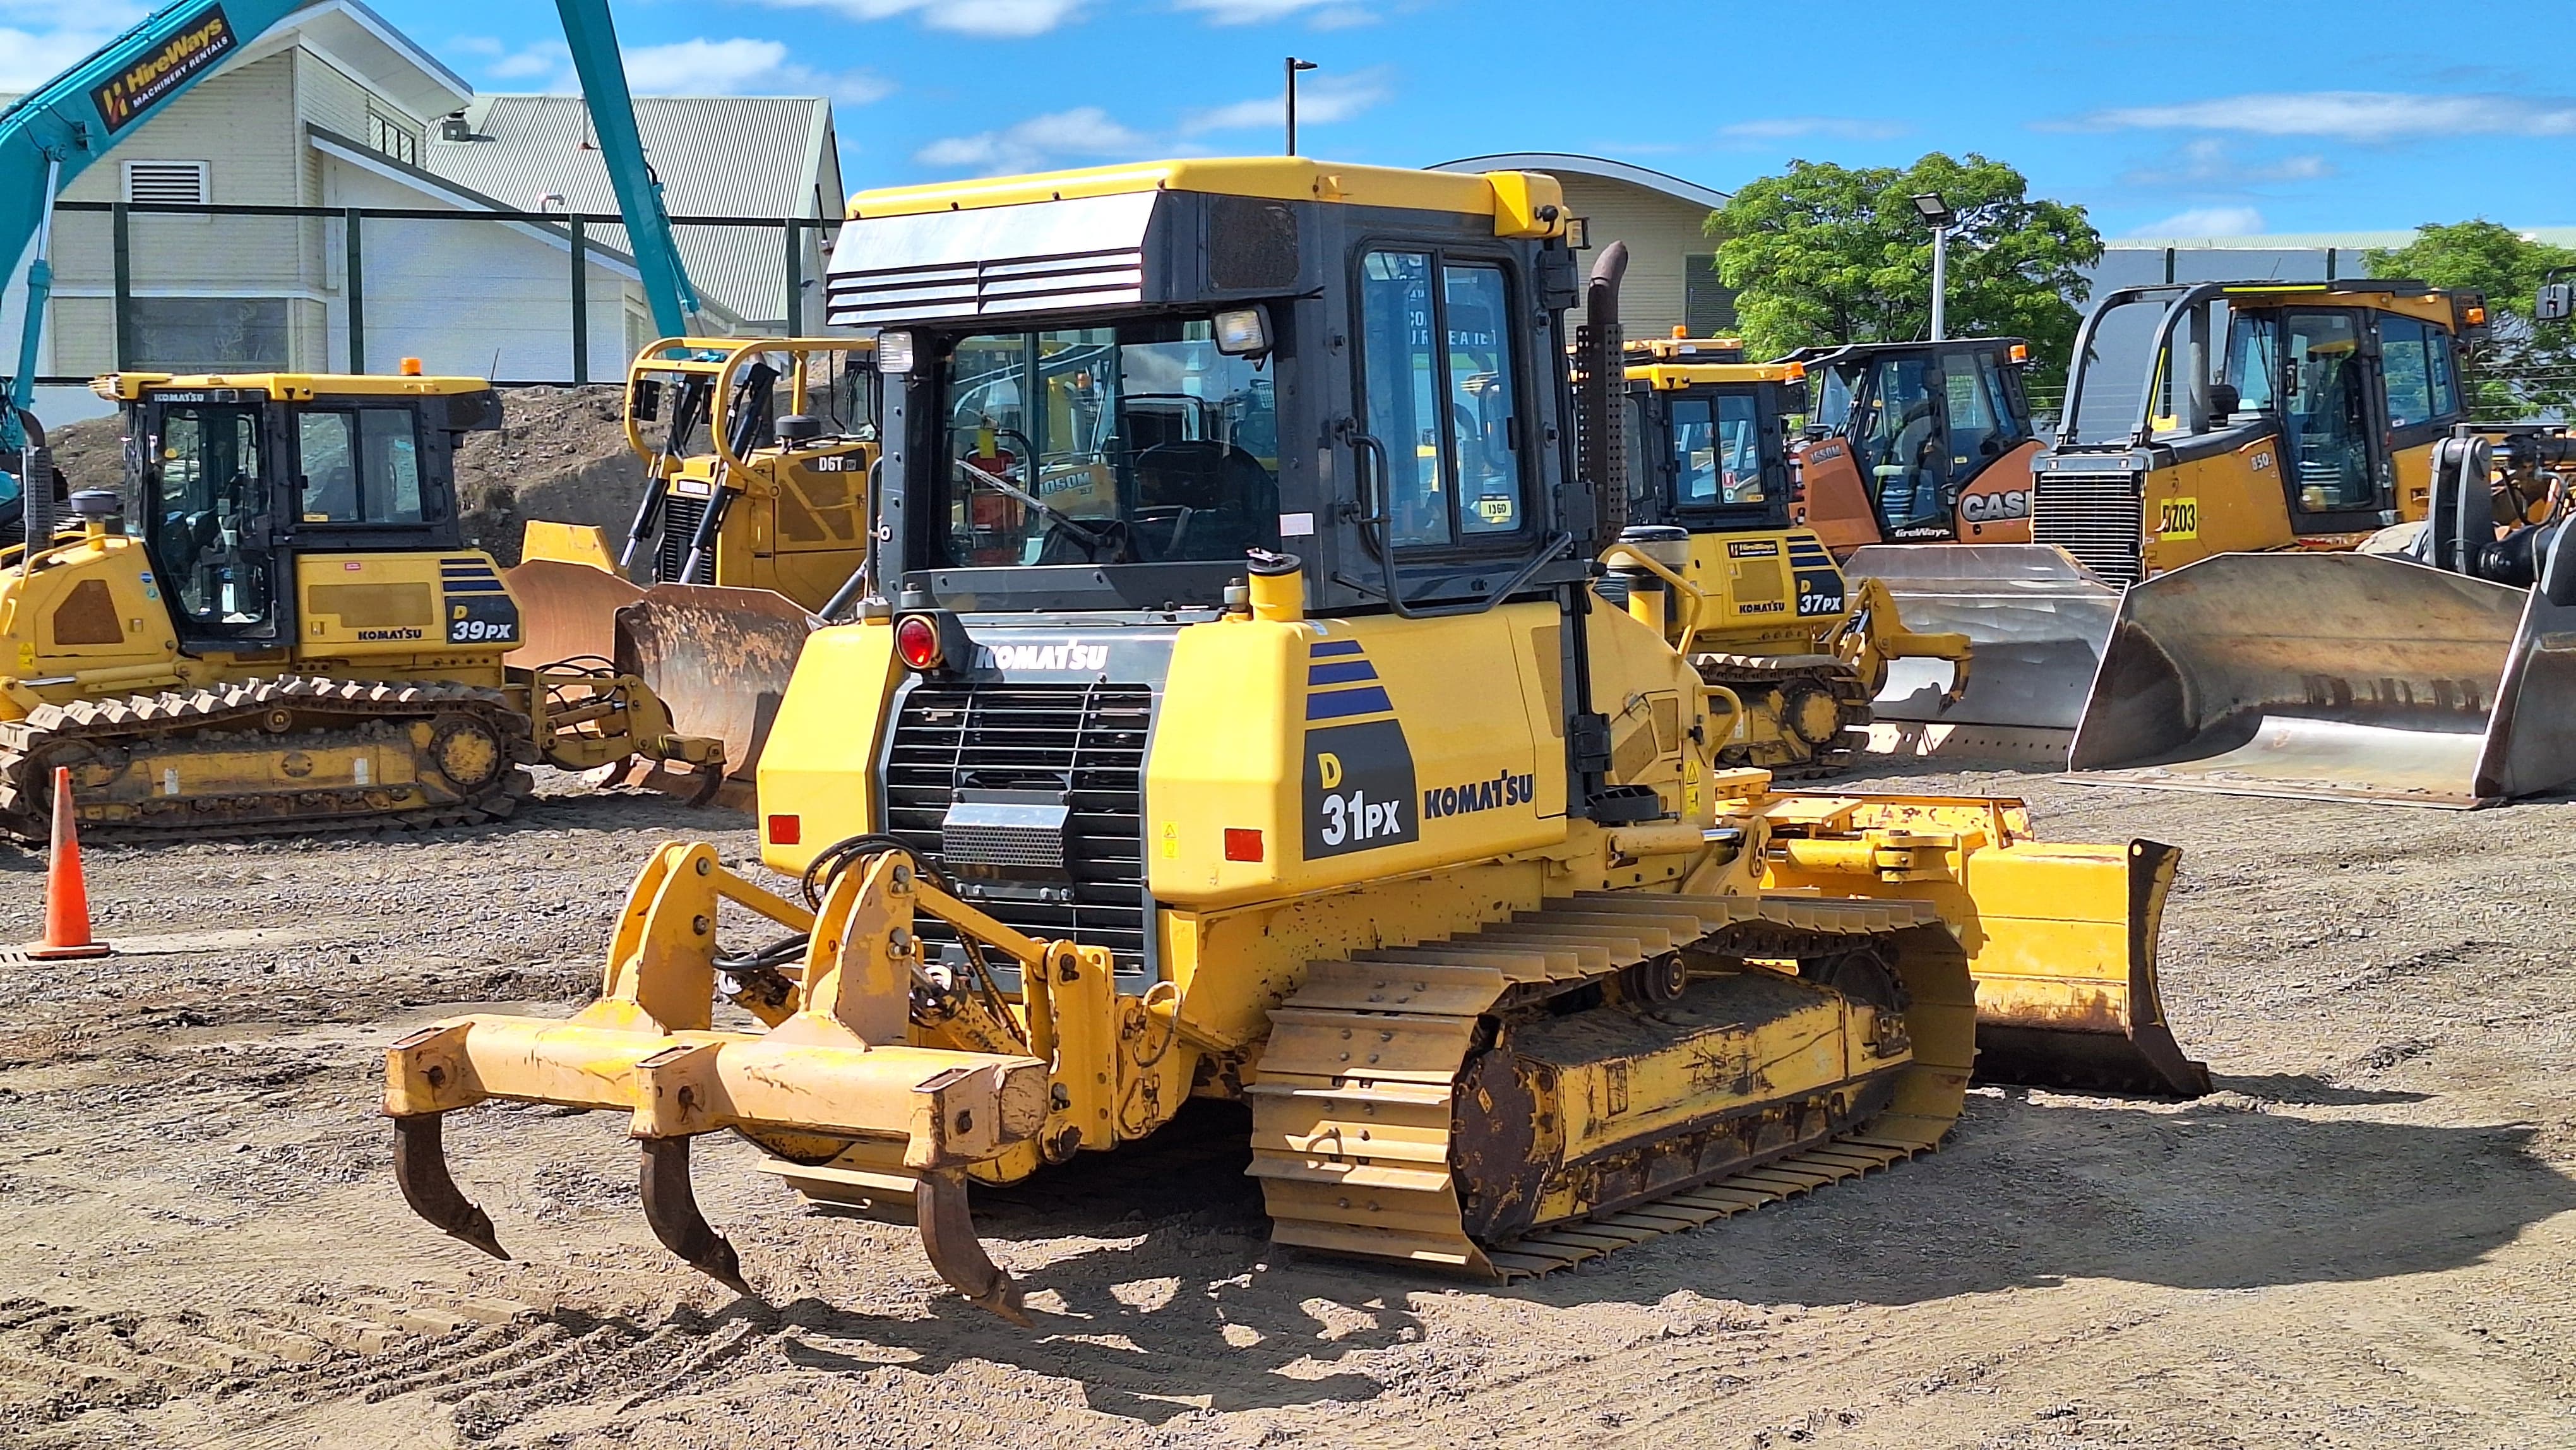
1846, 544, 2123, 765
2066, 552, 2576, 808
614, 584, 823, 779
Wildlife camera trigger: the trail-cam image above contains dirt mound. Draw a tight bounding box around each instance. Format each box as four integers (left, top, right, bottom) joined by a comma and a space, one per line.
40, 386, 646, 566
454, 385, 644, 565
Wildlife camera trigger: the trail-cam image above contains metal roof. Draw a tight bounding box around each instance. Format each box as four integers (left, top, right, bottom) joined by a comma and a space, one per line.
424, 94, 840, 327
1429, 153, 1731, 212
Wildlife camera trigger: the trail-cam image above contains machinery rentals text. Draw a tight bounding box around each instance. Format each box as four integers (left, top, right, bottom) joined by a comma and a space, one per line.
385, 159, 2208, 1326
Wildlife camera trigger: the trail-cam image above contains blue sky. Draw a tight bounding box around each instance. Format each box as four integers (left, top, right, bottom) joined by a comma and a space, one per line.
8, 0, 2571, 238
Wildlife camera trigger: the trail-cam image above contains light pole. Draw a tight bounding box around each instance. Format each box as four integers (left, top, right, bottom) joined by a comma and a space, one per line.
1911, 191, 1955, 341
1285, 57, 1318, 155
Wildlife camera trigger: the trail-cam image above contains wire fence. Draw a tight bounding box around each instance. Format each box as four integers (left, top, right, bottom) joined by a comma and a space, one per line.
32, 200, 846, 389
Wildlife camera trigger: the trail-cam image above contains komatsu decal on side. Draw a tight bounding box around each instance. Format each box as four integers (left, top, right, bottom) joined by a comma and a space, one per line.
1423, 769, 1535, 820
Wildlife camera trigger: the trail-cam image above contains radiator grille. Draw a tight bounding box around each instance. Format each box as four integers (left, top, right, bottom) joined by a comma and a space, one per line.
653, 494, 708, 584
883, 682, 1154, 976
2032, 470, 2145, 584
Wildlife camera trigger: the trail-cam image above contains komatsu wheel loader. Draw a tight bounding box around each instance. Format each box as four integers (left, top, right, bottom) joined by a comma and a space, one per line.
1856, 279, 2516, 770
1601, 340, 1971, 777
0, 369, 717, 840
506, 337, 876, 786
383, 158, 2209, 1326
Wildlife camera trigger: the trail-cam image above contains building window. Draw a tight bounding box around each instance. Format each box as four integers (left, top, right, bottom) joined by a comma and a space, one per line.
1685, 253, 1738, 336
130, 298, 290, 371
367, 109, 419, 166
124, 160, 208, 205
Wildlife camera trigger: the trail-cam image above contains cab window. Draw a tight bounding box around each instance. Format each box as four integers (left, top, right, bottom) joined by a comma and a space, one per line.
2281, 310, 2375, 512
937, 316, 1280, 566
150, 403, 277, 633
296, 407, 423, 524
1357, 249, 1527, 548
1856, 356, 1945, 530
1669, 393, 1764, 506
2376, 314, 2459, 431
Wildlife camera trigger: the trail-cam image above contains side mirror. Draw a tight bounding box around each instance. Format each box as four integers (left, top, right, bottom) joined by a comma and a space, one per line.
2207, 382, 2241, 418
2538, 281, 2574, 324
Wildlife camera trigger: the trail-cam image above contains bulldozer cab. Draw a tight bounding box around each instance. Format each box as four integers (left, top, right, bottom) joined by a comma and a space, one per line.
95, 371, 502, 651
2042, 280, 2481, 580
1621, 354, 1802, 534
1790, 338, 2039, 552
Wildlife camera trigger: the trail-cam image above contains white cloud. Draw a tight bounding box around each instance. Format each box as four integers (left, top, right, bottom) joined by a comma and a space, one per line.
2130, 205, 2267, 239
1182, 69, 1387, 133
0, 24, 131, 90
472, 37, 890, 105
2072, 91, 2576, 141
1175, 0, 1375, 24
738, 0, 1085, 38
446, 35, 507, 57
1714, 116, 1907, 144
915, 106, 1149, 173
2120, 138, 2331, 190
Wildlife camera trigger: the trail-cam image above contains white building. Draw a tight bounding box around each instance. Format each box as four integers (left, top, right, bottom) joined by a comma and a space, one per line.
9, 0, 839, 418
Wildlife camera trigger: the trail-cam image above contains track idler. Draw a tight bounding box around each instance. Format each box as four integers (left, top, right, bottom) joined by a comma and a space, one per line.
380, 842, 1051, 1319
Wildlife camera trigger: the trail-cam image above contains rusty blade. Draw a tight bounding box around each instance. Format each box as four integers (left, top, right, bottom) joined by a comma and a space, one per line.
1967, 840, 2212, 1099
391, 1115, 510, 1260
504, 558, 649, 671
615, 584, 824, 781
2068, 551, 2576, 807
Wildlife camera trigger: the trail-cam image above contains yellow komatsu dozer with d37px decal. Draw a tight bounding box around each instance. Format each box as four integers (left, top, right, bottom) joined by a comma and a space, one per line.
0, 369, 720, 841
385, 157, 2209, 1325
1599, 337, 1972, 779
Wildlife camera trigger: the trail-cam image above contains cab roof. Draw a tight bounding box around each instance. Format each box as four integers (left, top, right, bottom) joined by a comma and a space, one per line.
1626, 361, 1806, 389
844, 157, 1569, 239
92, 371, 494, 402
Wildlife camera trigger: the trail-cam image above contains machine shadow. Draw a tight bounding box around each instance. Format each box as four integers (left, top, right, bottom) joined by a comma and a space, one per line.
1488, 1093, 2576, 1313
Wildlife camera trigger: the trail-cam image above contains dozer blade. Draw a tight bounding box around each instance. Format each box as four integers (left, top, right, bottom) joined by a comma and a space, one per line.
614, 584, 823, 781
1846, 544, 2123, 765
504, 558, 649, 673
2067, 552, 2576, 808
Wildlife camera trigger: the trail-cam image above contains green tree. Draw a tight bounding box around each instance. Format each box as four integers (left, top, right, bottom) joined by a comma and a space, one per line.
2366, 220, 2576, 417
1709, 153, 2102, 381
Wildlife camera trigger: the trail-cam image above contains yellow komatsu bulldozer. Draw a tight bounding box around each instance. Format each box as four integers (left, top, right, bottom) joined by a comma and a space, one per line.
1601, 335, 1971, 778
0, 369, 717, 840
384, 158, 2209, 1324
508, 337, 876, 786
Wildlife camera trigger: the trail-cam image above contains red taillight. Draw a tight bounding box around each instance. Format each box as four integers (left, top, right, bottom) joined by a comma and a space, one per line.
894, 614, 942, 670
767, 813, 801, 845
1223, 828, 1263, 862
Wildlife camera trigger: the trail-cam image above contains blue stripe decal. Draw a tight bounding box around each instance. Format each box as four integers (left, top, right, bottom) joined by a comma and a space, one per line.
1306, 686, 1394, 721
1309, 639, 1365, 658
441, 582, 511, 594
1307, 660, 1378, 685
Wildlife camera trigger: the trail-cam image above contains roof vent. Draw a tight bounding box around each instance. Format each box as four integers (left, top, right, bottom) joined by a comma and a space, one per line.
438, 114, 473, 142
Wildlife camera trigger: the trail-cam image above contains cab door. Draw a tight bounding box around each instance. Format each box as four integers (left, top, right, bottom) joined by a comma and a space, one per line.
139, 397, 294, 647
2271, 308, 2396, 535
2372, 311, 2470, 521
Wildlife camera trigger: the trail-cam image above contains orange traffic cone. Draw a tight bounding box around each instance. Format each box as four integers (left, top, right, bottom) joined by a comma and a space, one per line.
28, 766, 112, 961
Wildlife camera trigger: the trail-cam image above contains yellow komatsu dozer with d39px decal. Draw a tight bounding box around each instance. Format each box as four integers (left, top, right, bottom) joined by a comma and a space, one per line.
0, 369, 719, 841
1601, 337, 1972, 779
385, 158, 2209, 1325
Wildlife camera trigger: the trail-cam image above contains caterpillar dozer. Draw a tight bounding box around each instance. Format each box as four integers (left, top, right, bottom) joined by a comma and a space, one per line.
506, 337, 876, 789
0, 369, 718, 840
383, 158, 2209, 1326
2070, 425, 2576, 805
1859, 279, 2501, 767
1600, 338, 1971, 778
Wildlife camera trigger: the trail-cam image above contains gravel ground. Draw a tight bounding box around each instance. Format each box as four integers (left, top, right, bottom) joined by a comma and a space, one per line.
0, 763, 2568, 1450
